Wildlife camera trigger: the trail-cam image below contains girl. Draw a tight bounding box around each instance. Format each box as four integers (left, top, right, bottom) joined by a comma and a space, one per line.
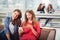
47, 4, 55, 13
37, 3, 45, 13
4, 9, 22, 40
43, 4, 55, 27
20, 10, 40, 40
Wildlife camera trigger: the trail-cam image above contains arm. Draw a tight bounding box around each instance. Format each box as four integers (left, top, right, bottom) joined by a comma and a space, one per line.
6, 34, 10, 40
4, 17, 11, 40
31, 22, 40, 38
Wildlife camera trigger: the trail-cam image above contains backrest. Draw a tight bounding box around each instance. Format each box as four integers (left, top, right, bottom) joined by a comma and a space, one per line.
38, 28, 56, 40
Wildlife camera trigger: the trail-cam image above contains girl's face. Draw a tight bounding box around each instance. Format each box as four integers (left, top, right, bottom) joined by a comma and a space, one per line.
12, 11, 20, 20
48, 5, 52, 10
41, 5, 44, 9
48, 5, 51, 8
26, 12, 32, 20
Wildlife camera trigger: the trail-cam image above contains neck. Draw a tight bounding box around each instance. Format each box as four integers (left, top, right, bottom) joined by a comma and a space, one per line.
28, 19, 32, 23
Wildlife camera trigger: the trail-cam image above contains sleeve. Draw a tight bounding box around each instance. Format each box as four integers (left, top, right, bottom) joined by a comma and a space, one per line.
35, 22, 41, 38
4, 17, 10, 34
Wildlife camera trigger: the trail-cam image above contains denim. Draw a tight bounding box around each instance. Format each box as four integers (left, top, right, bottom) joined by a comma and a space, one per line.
4, 17, 19, 40
0, 31, 7, 40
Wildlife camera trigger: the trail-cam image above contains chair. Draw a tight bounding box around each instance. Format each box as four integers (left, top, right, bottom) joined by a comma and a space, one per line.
38, 28, 56, 40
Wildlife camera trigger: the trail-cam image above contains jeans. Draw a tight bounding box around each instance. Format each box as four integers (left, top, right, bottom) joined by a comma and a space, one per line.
0, 31, 7, 40
38, 18, 52, 26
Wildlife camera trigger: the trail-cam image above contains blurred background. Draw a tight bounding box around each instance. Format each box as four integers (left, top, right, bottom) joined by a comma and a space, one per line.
0, 0, 60, 27
0, 0, 60, 40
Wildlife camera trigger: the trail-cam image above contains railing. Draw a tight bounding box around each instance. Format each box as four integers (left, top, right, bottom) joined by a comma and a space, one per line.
36, 12, 60, 18
35, 12, 60, 27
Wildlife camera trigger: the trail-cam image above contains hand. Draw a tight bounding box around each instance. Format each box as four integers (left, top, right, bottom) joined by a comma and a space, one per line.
18, 28, 23, 36
26, 24, 33, 29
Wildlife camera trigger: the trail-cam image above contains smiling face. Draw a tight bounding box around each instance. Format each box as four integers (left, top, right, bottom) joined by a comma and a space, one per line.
12, 11, 20, 20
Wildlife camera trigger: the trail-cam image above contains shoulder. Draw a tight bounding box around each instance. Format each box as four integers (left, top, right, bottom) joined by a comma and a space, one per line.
5, 17, 11, 20
35, 21, 40, 25
4, 17, 11, 22
34, 21, 40, 28
36, 21, 40, 24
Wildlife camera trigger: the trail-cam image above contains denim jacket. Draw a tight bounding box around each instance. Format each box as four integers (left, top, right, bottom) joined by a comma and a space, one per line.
4, 17, 19, 34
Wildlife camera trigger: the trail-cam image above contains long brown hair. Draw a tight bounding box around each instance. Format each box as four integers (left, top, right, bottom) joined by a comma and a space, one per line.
47, 4, 53, 12
12, 9, 22, 27
24, 10, 37, 26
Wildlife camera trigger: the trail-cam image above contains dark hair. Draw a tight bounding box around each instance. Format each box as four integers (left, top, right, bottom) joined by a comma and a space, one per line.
37, 4, 45, 11
47, 4, 53, 12
12, 9, 22, 27
24, 10, 37, 26
13, 9, 22, 19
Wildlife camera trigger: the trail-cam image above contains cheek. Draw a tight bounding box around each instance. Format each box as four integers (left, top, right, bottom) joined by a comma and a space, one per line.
15, 16, 18, 18
13, 14, 18, 19
15, 15, 19, 18
29, 15, 32, 18
27, 15, 32, 19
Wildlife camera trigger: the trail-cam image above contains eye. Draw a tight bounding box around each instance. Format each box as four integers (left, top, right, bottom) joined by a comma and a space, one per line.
14, 13, 16, 14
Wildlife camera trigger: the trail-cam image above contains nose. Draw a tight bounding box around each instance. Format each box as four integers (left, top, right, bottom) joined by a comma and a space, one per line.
14, 14, 18, 18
